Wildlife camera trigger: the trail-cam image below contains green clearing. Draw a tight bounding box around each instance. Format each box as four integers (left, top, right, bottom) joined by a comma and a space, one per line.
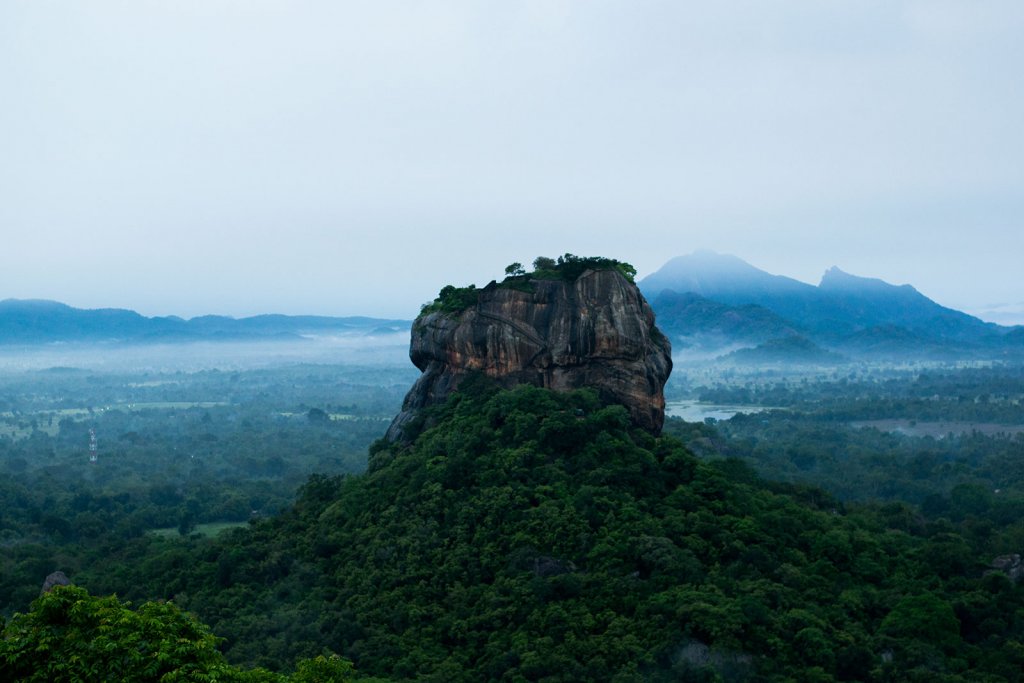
149, 521, 249, 539
120, 401, 228, 410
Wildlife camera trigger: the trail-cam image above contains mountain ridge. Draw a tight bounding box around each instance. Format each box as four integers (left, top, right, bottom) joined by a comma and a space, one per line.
640, 251, 1015, 360
0, 298, 411, 345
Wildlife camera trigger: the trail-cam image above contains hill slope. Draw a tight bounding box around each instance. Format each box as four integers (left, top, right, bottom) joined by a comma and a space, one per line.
75, 383, 1024, 682
648, 290, 801, 347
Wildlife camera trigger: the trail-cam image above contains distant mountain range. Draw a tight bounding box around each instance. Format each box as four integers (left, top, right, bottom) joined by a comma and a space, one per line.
641, 251, 1023, 361
0, 299, 410, 345
6, 253, 1021, 363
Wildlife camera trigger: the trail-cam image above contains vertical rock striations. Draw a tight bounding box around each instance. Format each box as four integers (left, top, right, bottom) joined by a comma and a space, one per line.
387, 268, 672, 441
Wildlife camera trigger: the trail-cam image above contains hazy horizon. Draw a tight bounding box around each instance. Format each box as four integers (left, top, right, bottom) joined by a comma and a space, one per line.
4, 249, 1023, 327
3, 2, 1022, 323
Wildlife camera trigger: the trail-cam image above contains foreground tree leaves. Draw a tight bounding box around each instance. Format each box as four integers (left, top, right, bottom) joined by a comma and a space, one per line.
0, 585, 362, 682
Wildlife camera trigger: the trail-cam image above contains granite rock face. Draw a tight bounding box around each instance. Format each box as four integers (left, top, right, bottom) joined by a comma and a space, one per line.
386, 269, 672, 440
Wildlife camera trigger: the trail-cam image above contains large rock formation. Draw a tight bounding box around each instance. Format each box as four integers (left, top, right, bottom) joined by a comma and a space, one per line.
386, 268, 672, 440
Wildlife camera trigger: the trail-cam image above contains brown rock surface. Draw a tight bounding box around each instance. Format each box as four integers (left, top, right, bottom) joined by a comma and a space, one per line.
386, 268, 672, 440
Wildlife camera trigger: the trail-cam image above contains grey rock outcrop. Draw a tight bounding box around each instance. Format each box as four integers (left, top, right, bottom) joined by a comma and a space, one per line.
41, 570, 71, 594
986, 554, 1024, 582
386, 268, 672, 440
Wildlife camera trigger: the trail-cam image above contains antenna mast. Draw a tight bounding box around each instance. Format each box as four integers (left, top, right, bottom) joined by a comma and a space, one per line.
89, 428, 98, 464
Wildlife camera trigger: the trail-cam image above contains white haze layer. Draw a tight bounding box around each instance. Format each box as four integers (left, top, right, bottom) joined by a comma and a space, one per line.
1, 2, 1021, 321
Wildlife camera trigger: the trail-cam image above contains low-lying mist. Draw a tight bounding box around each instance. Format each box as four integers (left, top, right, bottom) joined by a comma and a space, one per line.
0, 332, 410, 374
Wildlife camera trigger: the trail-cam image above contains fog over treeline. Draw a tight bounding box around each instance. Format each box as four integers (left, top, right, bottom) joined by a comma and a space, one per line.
0, 335, 409, 374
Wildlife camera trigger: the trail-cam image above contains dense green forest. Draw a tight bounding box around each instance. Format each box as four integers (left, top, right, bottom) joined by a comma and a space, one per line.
664, 362, 1024, 508
3, 353, 1024, 680
675, 362, 1024, 417
0, 360, 413, 614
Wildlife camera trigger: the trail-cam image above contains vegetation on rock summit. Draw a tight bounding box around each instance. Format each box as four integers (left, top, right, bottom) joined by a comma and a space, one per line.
421, 254, 638, 315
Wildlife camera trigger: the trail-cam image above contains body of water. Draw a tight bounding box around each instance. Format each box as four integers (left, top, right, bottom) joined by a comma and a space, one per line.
666, 400, 777, 423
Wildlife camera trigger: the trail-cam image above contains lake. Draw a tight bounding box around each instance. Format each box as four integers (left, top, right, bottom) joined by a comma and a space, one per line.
666, 400, 777, 423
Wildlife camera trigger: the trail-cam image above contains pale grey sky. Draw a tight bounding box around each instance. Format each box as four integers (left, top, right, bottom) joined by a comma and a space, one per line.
2, 1, 1022, 322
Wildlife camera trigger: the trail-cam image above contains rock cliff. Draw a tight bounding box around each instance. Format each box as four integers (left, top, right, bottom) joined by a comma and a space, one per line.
386, 268, 672, 440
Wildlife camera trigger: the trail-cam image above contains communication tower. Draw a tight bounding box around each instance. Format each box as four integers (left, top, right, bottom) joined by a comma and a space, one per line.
89, 428, 98, 463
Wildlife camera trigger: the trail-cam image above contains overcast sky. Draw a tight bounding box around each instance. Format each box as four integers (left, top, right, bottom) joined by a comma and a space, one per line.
2, 1, 1022, 323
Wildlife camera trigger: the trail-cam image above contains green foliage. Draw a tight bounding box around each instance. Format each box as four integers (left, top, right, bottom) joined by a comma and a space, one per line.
419, 254, 638, 317
526, 253, 637, 283
878, 594, 962, 653
676, 396, 1024, 523
307, 408, 330, 424
178, 509, 197, 537
503, 262, 525, 277
1, 585, 263, 681
532, 256, 557, 271
0, 363, 404, 619
69, 384, 1024, 681
0, 586, 363, 682
290, 655, 360, 683
9, 360, 1024, 681
419, 284, 479, 315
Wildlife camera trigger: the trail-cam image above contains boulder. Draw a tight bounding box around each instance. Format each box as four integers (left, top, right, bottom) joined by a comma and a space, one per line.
987, 554, 1024, 582
41, 570, 71, 594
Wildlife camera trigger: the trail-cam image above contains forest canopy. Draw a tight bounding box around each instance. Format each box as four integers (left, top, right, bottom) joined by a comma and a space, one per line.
31, 381, 1024, 682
